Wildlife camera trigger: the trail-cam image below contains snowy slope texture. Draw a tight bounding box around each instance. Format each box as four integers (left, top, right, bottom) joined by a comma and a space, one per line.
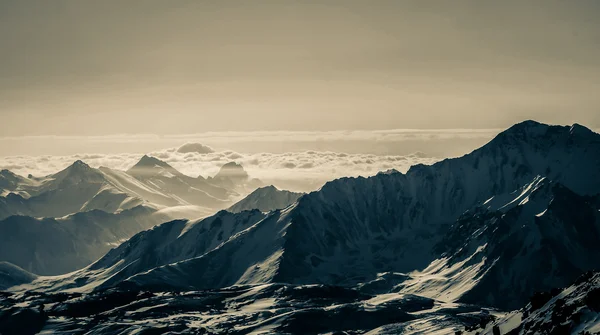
0, 169, 32, 196
0, 281, 497, 335
470, 271, 600, 335
11, 210, 269, 292
400, 176, 600, 310
227, 185, 304, 213
0, 205, 163, 275
0, 262, 36, 290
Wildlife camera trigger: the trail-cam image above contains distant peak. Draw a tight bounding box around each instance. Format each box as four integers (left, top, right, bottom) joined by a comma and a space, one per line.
127, 155, 181, 178
73, 159, 88, 166
68, 160, 92, 171
377, 169, 400, 176
215, 162, 248, 180
135, 155, 170, 168
177, 143, 214, 154
52, 159, 102, 181
256, 185, 279, 192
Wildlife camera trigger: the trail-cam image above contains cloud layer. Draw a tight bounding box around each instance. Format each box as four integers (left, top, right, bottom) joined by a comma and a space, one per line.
0, 148, 438, 192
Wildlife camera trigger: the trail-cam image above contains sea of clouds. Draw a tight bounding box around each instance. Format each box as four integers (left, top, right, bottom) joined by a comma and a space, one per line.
0, 147, 439, 192
0, 129, 512, 191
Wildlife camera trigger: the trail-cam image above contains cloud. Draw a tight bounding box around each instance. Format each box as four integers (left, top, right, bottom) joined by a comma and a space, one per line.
176, 143, 215, 154
0, 149, 439, 192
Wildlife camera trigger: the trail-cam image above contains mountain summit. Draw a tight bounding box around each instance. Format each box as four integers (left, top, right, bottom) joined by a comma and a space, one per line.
127, 155, 179, 178
214, 162, 249, 180
209, 162, 263, 192
227, 185, 304, 213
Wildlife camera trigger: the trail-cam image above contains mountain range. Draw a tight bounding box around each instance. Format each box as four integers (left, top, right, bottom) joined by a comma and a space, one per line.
1, 120, 600, 334
0, 156, 271, 275
0, 156, 246, 220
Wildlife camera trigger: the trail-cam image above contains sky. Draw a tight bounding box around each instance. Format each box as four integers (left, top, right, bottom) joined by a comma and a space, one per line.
1, 0, 600, 138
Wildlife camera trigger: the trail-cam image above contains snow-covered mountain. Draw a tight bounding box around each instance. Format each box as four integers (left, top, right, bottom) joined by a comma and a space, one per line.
0, 169, 32, 196
0, 156, 247, 221
126, 155, 232, 209
0, 160, 143, 220
227, 185, 304, 213
400, 176, 600, 310
13, 210, 268, 292
0, 156, 262, 276
2, 121, 600, 334
17, 121, 598, 294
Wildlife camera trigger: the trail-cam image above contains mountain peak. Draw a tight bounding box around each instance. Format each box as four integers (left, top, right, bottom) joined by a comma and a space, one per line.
486, 121, 599, 151
65, 160, 93, 174
50, 159, 104, 185
214, 162, 248, 180
127, 155, 179, 178
73, 159, 88, 167
0, 169, 16, 177
130, 155, 172, 170
499, 120, 597, 138
502, 120, 548, 136
257, 185, 278, 192
227, 185, 303, 213
138, 155, 166, 166
569, 123, 595, 136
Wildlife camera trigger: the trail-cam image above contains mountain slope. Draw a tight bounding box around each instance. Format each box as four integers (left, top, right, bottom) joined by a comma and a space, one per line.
0, 169, 32, 196
0, 205, 163, 275
399, 176, 600, 309
227, 185, 303, 213
10, 210, 268, 292
471, 272, 600, 334
0, 262, 37, 290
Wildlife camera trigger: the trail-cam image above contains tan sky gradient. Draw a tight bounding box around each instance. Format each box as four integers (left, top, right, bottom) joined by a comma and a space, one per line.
1, 0, 599, 136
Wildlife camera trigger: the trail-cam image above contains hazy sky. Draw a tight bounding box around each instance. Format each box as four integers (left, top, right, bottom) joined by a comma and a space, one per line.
1, 0, 599, 136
